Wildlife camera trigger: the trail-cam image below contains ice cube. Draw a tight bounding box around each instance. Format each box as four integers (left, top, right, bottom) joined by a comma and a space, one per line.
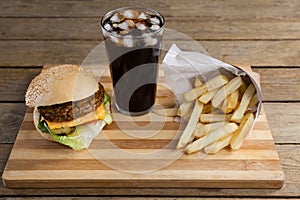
123, 10, 135, 18
112, 23, 118, 28
150, 24, 160, 31
126, 20, 135, 28
123, 35, 134, 47
110, 13, 120, 23
138, 12, 147, 20
118, 21, 129, 30
150, 17, 160, 25
144, 37, 157, 46
104, 23, 112, 31
136, 23, 147, 30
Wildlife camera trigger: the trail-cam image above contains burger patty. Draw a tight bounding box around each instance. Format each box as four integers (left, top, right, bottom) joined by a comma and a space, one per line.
38, 83, 105, 122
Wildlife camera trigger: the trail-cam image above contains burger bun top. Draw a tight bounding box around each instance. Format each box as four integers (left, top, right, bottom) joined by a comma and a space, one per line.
26, 64, 99, 107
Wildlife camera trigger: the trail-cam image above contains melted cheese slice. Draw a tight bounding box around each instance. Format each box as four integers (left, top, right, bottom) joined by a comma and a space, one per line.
46, 104, 106, 130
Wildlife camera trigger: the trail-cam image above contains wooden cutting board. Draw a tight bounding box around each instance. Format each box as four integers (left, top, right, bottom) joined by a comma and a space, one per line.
2, 66, 284, 189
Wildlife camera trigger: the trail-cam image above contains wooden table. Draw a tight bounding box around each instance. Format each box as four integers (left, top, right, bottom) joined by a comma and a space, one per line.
0, 0, 299, 198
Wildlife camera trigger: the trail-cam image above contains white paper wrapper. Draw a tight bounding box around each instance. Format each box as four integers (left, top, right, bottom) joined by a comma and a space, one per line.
162, 44, 262, 136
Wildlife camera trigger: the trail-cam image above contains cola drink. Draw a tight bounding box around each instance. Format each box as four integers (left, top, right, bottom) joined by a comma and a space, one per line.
101, 7, 165, 115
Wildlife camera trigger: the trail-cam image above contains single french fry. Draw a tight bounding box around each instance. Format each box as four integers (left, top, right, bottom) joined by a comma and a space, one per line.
194, 121, 228, 138
177, 101, 203, 149
204, 134, 233, 154
219, 89, 239, 113
212, 76, 243, 108
182, 112, 192, 122
186, 123, 238, 154
183, 85, 207, 102
153, 107, 178, 117
230, 113, 254, 150
193, 123, 205, 138
182, 109, 192, 121
194, 77, 203, 87
177, 101, 193, 116
226, 90, 240, 112
231, 84, 256, 123
198, 88, 219, 104
184, 75, 229, 102
200, 114, 232, 123
248, 92, 258, 109
239, 80, 247, 94
205, 74, 229, 91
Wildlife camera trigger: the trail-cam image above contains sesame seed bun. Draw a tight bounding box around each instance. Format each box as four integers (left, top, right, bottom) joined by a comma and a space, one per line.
25, 64, 99, 107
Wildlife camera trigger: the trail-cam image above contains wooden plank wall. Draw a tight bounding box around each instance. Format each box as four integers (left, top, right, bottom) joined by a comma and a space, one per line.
0, 0, 299, 197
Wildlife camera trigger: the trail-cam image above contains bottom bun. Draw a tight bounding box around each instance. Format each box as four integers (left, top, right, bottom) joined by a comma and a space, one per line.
33, 108, 55, 142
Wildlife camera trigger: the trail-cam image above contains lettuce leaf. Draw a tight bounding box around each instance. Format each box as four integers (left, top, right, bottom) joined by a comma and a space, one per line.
38, 119, 105, 151
103, 92, 110, 106
103, 92, 112, 124
51, 130, 86, 151
40, 120, 85, 150
37, 117, 49, 133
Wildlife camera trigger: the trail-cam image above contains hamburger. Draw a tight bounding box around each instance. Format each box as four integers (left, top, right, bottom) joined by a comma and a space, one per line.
25, 64, 112, 150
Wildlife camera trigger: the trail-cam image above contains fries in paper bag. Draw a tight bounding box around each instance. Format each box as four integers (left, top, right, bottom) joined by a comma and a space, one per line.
155, 44, 262, 154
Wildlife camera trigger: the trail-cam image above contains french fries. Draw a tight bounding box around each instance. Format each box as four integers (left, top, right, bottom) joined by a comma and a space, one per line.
177, 101, 193, 116
239, 80, 248, 94
231, 84, 255, 123
177, 100, 203, 149
205, 75, 229, 91
200, 114, 232, 123
199, 88, 219, 104
194, 121, 228, 138
230, 113, 254, 150
183, 85, 206, 102
186, 123, 238, 154
183, 75, 229, 102
219, 89, 239, 114
194, 77, 203, 87
153, 73, 259, 155
204, 134, 233, 154
248, 93, 259, 110
153, 107, 178, 117
212, 76, 243, 108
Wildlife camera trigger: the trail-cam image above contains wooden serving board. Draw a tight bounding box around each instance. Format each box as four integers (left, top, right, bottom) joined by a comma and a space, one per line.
2, 66, 284, 189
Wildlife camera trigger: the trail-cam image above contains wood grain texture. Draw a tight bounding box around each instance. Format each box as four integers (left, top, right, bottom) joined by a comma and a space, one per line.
264, 103, 300, 144
1, 0, 299, 19
1, 107, 285, 189
0, 144, 298, 197
252, 68, 300, 101
1, 18, 300, 40
0, 68, 41, 101
0, 145, 297, 197
0, 104, 26, 144
0, 103, 299, 146
0, 0, 299, 197
1, 68, 300, 102
1, 40, 300, 67
2, 66, 284, 189
0, 144, 13, 173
